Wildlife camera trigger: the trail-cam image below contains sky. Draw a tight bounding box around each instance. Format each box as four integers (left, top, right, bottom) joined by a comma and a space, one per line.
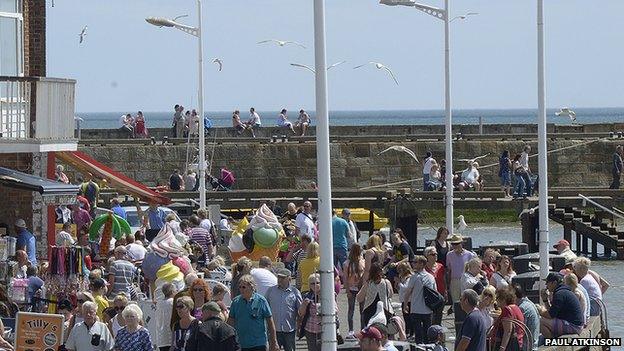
46, 1, 624, 113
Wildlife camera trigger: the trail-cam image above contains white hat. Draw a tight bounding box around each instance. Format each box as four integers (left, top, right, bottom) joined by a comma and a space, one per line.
15, 219, 26, 228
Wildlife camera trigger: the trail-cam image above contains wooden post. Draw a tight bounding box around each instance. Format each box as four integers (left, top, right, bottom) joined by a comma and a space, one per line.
576, 232, 582, 255
591, 240, 598, 260
563, 222, 572, 245
582, 236, 589, 256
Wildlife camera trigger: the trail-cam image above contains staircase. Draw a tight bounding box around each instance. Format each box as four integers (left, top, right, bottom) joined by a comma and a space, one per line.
548, 204, 624, 259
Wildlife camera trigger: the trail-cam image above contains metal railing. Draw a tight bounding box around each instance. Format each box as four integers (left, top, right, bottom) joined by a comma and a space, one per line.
579, 193, 624, 227
0, 76, 76, 140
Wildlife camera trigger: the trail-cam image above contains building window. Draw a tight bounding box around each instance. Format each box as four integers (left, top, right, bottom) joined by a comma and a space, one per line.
0, 0, 23, 76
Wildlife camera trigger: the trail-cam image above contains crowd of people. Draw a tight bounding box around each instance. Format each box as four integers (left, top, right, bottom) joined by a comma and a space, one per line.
0, 179, 613, 351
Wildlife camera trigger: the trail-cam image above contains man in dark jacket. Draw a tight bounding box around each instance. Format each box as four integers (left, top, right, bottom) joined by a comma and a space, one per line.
538, 272, 584, 337
187, 302, 240, 351
610, 145, 623, 189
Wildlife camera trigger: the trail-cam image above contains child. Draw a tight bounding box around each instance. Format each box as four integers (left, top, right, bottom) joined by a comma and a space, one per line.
427, 325, 449, 351
91, 278, 109, 320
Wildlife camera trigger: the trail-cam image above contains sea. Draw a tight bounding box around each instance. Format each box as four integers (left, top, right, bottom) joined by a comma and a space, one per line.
78, 107, 624, 129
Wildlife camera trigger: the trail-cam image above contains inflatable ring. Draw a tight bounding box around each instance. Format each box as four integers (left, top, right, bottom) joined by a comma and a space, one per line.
88, 213, 132, 241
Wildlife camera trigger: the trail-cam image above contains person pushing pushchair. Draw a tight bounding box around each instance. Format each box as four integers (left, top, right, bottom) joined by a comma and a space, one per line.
209, 167, 236, 191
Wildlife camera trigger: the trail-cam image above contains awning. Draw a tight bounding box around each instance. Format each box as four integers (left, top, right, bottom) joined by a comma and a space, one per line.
56, 151, 171, 205
0, 167, 79, 204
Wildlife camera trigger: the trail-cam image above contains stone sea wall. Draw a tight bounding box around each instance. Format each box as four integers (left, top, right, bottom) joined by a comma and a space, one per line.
77, 138, 622, 190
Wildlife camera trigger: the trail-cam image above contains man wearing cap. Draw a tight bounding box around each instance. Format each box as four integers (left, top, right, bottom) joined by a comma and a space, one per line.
264, 268, 302, 351
187, 302, 240, 351
445, 235, 476, 306
538, 272, 584, 337
357, 325, 384, 351
15, 218, 37, 265
107, 246, 137, 299
553, 239, 577, 263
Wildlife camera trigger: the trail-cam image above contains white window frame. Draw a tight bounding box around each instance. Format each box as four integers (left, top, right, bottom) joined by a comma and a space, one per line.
0, 0, 25, 77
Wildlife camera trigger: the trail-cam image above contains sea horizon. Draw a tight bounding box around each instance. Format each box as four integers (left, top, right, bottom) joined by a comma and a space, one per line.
77, 107, 624, 129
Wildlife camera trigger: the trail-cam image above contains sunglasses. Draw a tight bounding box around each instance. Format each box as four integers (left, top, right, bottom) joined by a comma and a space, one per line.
175, 305, 186, 309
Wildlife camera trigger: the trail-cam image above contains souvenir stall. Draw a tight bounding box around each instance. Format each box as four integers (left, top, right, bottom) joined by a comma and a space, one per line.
44, 245, 91, 309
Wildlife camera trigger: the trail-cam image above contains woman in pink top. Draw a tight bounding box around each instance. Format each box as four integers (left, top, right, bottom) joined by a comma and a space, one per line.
343, 243, 365, 338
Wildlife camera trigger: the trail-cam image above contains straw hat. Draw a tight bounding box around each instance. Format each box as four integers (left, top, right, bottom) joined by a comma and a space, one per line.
448, 234, 463, 244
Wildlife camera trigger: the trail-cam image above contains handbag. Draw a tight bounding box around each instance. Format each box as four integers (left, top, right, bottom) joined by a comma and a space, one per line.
423, 285, 445, 311
298, 293, 313, 339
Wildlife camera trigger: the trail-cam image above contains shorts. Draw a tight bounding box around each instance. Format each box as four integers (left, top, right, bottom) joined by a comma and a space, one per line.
552, 318, 583, 337
501, 172, 511, 186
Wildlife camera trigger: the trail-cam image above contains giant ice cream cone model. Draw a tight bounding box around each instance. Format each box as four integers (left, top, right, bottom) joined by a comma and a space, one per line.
143, 224, 186, 290
149, 224, 184, 259
229, 204, 285, 261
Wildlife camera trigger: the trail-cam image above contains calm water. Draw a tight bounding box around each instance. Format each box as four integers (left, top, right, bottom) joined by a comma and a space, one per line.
78, 107, 624, 129
416, 222, 623, 339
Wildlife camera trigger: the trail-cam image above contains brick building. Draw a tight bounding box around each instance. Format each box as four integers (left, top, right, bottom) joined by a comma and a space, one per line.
0, 1, 77, 250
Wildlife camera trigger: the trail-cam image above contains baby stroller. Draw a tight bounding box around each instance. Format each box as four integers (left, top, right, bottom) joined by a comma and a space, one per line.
209, 168, 236, 191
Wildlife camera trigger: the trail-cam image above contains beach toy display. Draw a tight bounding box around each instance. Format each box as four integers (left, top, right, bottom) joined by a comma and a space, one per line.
229, 204, 285, 261
88, 213, 132, 255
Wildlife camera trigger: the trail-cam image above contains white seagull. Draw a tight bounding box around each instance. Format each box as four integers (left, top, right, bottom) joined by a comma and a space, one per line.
377, 145, 419, 163
289, 61, 347, 74
450, 12, 479, 22
353, 62, 399, 85
257, 39, 306, 49
555, 107, 577, 122
457, 215, 468, 232
78, 26, 88, 44
457, 153, 490, 164
212, 58, 223, 72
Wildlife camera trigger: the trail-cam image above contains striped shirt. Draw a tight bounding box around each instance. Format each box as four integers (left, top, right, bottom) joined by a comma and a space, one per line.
109, 259, 137, 296
189, 227, 213, 256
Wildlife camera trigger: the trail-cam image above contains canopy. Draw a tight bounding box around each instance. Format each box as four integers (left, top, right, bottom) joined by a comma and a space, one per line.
0, 167, 79, 204
56, 151, 171, 205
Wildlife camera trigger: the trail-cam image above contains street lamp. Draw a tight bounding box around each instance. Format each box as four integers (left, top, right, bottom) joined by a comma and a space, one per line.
380, 0, 455, 234
536, 0, 550, 293
146, 0, 207, 210
313, 1, 337, 350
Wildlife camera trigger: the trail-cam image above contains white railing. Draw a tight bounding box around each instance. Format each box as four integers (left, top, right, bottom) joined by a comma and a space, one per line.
579, 193, 624, 226
0, 76, 76, 140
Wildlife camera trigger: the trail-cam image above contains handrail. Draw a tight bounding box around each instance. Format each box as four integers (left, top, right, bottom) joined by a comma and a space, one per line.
579, 194, 624, 221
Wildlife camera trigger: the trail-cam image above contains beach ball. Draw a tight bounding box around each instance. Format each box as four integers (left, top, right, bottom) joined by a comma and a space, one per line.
142, 252, 169, 281
253, 227, 279, 249
172, 256, 192, 276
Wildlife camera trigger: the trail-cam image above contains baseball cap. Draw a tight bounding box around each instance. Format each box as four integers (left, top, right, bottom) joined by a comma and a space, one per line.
427, 325, 448, 341
356, 326, 383, 341
15, 219, 26, 228
276, 268, 291, 277
553, 239, 569, 249
202, 301, 221, 313
544, 272, 563, 284
57, 299, 72, 311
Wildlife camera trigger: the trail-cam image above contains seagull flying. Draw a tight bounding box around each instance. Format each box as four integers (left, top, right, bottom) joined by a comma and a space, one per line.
457, 153, 490, 164
212, 58, 223, 72
450, 12, 479, 22
353, 62, 399, 85
456, 215, 468, 232
377, 145, 419, 163
257, 39, 306, 49
78, 26, 87, 44
290, 61, 347, 74
555, 107, 576, 122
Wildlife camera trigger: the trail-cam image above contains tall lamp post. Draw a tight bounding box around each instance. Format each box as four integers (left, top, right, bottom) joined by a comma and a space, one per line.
537, 0, 550, 290
146, 0, 206, 210
313, 1, 337, 350
380, 0, 454, 234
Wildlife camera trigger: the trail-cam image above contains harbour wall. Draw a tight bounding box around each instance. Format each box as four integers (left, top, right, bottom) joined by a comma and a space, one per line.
77, 138, 622, 190
78, 123, 624, 140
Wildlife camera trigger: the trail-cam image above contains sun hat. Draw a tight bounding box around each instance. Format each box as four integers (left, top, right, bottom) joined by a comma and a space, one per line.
448, 234, 463, 244
15, 219, 26, 228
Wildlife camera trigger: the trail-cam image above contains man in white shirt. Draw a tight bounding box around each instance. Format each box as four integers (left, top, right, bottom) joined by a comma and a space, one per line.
520, 145, 533, 196
56, 222, 75, 247
341, 208, 359, 246
251, 256, 278, 295
422, 152, 435, 191
125, 234, 147, 262
295, 201, 315, 240
65, 301, 115, 351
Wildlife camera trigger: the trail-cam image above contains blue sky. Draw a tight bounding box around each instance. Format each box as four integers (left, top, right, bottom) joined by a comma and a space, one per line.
46, 1, 624, 113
